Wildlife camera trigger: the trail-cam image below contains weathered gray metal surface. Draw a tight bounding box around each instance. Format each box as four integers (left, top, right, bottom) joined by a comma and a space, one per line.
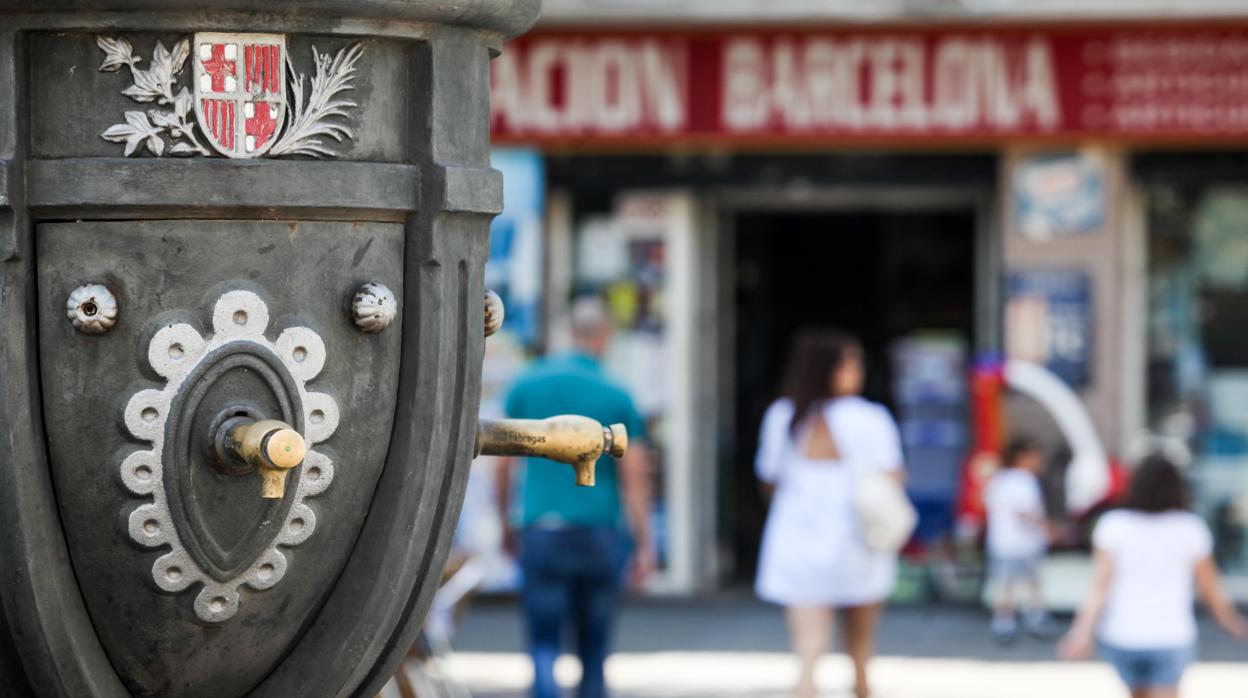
27, 160, 423, 218
0, 2, 537, 696
0, 0, 541, 36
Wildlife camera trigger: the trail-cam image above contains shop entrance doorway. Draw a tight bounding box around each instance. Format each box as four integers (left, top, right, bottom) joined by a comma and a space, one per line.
725, 208, 979, 585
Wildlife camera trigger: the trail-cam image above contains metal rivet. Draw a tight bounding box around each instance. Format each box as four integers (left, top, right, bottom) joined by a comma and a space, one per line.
484, 289, 505, 338
67, 284, 118, 334
351, 282, 397, 333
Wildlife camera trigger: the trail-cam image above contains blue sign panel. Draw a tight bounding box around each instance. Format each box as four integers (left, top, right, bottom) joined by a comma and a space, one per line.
1007, 269, 1093, 387
487, 148, 544, 347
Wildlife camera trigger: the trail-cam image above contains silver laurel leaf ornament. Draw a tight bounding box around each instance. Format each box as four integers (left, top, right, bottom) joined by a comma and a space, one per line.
96, 35, 210, 157
270, 44, 364, 158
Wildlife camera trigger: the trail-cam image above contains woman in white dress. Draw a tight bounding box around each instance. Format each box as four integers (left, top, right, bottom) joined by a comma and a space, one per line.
755, 330, 906, 698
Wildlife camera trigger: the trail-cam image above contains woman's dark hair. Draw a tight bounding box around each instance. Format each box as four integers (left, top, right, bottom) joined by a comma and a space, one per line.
781, 328, 862, 434
1002, 436, 1040, 469
1122, 455, 1189, 513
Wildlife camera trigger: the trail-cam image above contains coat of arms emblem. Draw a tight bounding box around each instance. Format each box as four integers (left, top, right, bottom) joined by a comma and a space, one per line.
192, 33, 287, 158
95, 32, 363, 159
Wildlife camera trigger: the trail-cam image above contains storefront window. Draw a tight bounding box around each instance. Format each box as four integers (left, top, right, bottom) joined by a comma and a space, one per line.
572, 192, 678, 581
1147, 185, 1248, 577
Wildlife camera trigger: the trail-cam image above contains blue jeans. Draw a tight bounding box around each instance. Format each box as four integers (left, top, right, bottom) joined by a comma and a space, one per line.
520, 526, 626, 698
1099, 642, 1195, 690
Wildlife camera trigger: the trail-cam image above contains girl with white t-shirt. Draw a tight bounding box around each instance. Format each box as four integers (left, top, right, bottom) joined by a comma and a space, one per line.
755, 330, 906, 698
1059, 456, 1246, 698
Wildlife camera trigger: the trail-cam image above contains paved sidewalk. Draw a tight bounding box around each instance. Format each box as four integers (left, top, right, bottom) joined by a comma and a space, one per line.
404, 597, 1248, 698
438, 651, 1246, 698
453, 595, 1245, 661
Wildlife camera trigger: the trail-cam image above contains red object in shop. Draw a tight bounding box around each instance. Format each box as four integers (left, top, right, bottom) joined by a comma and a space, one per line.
1101, 454, 1130, 512
956, 355, 1130, 540
956, 357, 1006, 536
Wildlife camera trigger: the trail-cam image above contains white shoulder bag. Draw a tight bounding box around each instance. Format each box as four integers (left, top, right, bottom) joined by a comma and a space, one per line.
852, 466, 917, 552
819, 404, 917, 553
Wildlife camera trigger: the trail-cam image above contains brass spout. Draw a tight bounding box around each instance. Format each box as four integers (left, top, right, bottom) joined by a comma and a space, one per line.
475, 415, 627, 487
226, 419, 306, 499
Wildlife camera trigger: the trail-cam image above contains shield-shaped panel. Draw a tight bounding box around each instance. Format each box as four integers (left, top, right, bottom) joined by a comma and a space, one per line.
36, 220, 404, 696
192, 33, 287, 158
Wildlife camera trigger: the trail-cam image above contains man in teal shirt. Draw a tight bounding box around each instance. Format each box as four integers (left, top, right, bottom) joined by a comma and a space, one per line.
498, 297, 651, 698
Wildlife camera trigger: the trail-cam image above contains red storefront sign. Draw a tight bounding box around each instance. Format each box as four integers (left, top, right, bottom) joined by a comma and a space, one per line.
491, 27, 1248, 145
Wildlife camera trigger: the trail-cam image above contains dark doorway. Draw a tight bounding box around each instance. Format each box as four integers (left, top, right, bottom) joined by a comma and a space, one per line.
725, 209, 977, 585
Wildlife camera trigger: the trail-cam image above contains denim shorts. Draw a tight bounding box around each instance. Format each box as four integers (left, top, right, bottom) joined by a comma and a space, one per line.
1099, 642, 1195, 689
989, 554, 1041, 583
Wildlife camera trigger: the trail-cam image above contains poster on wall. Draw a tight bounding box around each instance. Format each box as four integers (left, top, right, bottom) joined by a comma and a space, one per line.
487, 149, 545, 348
1005, 269, 1093, 388
1012, 150, 1107, 242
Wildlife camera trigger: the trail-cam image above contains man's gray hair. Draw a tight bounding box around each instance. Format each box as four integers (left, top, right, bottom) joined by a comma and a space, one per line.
569, 296, 611, 341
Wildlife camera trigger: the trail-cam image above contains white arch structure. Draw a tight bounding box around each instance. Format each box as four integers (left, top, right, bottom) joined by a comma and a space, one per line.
1003, 359, 1111, 514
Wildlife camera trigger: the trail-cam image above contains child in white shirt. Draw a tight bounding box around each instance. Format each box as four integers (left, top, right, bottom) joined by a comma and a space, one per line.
984, 437, 1051, 643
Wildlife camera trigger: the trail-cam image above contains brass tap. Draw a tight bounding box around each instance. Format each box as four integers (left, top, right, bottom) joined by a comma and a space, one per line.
227, 419, 307, 499
475, 415, 627, 487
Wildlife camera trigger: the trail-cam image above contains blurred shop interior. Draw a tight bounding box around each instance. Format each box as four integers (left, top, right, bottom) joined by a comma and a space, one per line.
1139, 153, 1248, 578
464, 18, 1248, 603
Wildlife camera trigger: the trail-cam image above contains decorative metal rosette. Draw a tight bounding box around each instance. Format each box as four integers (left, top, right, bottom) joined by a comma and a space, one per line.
66, 283, 119, 334
351, 281, 397, 333
120, 290, 339, 622
483, 289, 505, 338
